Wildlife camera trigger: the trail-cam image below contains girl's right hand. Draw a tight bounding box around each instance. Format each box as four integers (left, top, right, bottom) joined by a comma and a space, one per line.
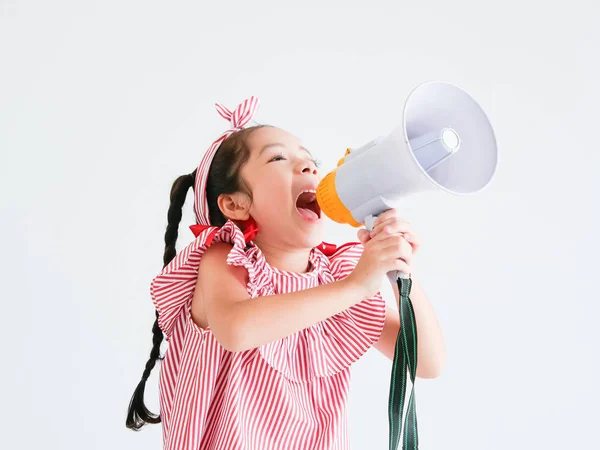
346, 225, 412, 299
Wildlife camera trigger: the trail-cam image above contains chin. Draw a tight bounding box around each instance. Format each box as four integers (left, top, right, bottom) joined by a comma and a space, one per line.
293, 213, 326, 248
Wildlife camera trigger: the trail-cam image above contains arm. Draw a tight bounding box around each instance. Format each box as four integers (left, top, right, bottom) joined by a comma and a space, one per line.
195, 243, 367, 352
374, 277, 446, 378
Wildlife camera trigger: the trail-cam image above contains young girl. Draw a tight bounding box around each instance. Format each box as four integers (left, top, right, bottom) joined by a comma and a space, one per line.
126, 97, 445, 450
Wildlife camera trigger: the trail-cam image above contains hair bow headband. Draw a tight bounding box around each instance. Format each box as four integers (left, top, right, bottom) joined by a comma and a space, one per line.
192, 96, 260, 227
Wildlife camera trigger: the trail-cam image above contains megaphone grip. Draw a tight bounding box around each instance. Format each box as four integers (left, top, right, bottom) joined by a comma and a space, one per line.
365, 214, 411, 280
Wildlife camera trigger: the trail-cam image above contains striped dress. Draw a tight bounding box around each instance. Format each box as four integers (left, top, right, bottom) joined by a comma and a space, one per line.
150, 220, 386, 450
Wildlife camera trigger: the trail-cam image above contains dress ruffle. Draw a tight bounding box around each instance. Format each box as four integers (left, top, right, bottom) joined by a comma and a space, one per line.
150, 220, 385, 382
150, 220, 267, 339
255, 243, 386, 382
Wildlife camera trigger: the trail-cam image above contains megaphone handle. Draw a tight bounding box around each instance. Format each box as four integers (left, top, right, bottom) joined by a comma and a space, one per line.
364, 213, 411, 281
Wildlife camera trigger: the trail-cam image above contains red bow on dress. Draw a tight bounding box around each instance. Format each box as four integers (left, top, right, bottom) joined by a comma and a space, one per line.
189, 217, 339, 256
189, 217, 260, 246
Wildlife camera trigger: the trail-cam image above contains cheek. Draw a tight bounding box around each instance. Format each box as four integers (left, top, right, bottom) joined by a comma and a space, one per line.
256, 171, 290, 196
250, 178, 292, 215
257, 187, 290, 208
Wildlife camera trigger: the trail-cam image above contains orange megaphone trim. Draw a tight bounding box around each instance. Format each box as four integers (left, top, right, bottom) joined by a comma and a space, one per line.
316, 169, 362, 228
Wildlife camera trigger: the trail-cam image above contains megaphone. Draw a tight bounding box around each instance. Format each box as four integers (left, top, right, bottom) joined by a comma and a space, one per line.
316, 81, 498, 232
316, 81, 498, 450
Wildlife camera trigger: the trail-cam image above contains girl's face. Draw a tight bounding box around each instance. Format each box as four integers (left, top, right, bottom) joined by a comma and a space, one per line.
240, 126, 325, 249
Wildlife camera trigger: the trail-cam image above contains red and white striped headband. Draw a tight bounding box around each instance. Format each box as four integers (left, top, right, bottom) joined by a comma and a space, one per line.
193, 96, 260, 226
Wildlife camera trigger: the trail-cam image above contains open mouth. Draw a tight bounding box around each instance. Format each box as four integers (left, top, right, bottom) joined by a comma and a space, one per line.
295, 189, 322, 220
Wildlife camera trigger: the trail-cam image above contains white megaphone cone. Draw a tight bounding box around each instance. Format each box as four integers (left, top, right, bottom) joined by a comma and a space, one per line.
316, 81, 498, 278
316, 82, 498, 450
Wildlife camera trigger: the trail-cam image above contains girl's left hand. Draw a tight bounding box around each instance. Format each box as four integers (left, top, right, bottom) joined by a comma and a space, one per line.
356, 209, 421, 267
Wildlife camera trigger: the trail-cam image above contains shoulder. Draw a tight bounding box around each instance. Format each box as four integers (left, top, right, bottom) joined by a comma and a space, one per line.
201, 241, 234, 263
151, 220, 253, 338
198, 242, 248, 284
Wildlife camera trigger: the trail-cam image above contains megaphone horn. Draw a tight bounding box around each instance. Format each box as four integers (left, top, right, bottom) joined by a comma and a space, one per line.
316, 82, 498, 450
316, 81, 498, 229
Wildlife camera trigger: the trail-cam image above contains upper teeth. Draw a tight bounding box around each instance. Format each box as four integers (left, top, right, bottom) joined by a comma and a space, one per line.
303, 189, 316, 194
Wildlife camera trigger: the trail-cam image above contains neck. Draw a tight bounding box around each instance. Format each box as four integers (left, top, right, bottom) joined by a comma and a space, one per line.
253, 238, 312, 273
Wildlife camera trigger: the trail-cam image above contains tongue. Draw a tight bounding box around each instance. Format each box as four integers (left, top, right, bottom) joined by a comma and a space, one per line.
297, 207, 319, 220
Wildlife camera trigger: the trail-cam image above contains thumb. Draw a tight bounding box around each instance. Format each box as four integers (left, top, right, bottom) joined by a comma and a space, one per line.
357, 229, 370, 245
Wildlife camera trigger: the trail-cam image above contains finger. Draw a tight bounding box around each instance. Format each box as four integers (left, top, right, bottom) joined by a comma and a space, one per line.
371, 226, 403, 242
377, 235, 413, 264
370, 218, 411, 238
392, 259, 411, 274
404, 232, 421, 252
399, 238, 413, 263
357, 229, 370, 245
371, 224, 410, 242
372, 212, 401, 229
393, 238, 413, 264
371, 225, 396, 241
373, 209, 399, 227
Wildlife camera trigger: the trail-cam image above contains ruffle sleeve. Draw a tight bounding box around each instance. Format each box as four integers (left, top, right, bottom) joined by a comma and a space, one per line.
323, 242, 386, 362
257, 242, 386, 382
149, 220, 264, 340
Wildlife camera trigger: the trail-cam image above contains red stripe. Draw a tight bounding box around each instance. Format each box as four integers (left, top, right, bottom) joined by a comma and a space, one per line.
151, 222, 385, 449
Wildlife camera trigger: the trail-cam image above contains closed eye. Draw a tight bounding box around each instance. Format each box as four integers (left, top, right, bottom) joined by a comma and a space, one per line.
268, 152, 321, 168
269, 153, 286, 163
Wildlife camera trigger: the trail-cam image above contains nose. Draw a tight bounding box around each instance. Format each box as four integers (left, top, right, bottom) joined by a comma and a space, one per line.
296, 160, 318, 176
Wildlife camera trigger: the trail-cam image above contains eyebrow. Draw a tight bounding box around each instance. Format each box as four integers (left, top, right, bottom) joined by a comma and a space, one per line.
259, 143, 313, 158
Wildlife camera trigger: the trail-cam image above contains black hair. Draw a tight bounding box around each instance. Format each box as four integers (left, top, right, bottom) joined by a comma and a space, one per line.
126, 125, 268, 430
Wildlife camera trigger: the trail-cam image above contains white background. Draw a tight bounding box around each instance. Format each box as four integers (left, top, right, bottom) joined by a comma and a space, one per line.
1, 0, 599, 449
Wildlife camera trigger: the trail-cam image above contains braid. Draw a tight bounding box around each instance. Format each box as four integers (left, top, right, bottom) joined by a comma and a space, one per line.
163, 170, 196, 265
126, 170, 196, 430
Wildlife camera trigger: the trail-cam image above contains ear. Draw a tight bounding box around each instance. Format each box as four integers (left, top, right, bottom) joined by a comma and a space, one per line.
217, 192, 251, 222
